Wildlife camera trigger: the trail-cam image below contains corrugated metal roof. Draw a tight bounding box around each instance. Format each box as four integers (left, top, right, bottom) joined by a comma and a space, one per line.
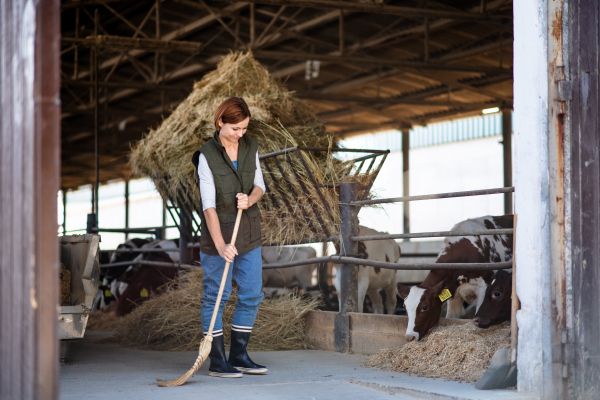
340, 111, 513, 151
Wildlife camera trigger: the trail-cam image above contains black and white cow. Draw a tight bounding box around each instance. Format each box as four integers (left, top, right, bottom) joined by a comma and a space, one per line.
335, 226, 401, 315
397, 215, 513, 341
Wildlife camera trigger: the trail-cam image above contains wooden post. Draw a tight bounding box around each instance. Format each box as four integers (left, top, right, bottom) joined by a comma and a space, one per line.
502, 108, 513, 214
402, 128, 410, 239
179, 211, 192, 264
335, 182, 358, 353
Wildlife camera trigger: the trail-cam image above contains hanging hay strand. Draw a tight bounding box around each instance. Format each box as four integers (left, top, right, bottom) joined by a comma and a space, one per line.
93, 268, 320, 352
130, 51, 377, 245
366, 322, 511, 383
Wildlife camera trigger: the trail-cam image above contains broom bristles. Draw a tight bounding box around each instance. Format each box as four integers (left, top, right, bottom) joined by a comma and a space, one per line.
156, 336, 213, 387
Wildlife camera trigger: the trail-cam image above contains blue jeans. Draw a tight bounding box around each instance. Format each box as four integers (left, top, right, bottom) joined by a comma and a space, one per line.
200, 247, 264, 336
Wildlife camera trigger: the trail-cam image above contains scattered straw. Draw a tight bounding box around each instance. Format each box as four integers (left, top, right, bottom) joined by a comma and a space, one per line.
60, 263, 71, 306
92, 268, 320, 352
366, 322, 511, 383
130, 51, 376, 245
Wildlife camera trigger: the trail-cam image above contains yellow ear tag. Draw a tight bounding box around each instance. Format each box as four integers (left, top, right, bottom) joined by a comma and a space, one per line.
403, 296, 408, 301
140, 288, 149, 298
438, 288, 452, 302
104, 289, 112, 297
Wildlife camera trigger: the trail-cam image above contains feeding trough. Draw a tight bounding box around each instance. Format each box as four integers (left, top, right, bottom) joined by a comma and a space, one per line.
59, 234, 101, 340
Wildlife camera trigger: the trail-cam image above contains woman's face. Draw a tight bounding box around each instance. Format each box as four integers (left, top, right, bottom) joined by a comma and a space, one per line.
218, 117, 249, 143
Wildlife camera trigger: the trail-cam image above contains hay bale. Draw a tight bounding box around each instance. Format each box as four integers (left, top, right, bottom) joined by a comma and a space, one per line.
107, 268, 320, 351
130, 51, 374, 245
366, 322, 511, 383
60, 263, 71, 306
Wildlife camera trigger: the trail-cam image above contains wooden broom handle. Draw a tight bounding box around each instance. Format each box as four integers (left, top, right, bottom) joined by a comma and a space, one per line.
207, 208, 244, 336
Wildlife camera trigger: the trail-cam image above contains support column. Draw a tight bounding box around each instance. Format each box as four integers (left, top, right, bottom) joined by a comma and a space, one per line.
179, 211, 192, 265
502, 108, 513, 214
124, 180, 129, 240
62, 190, 67, 235
334, 182, 358, 353
402, 128, 410, 239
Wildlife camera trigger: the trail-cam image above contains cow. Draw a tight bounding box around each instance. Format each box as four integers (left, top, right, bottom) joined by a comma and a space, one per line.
114, 239, 180, 316
94, 238, 151, 311
335, 226, 401, 315
261, 246, 318, 293
472, 269, 512, 329
397, 215, 513, 341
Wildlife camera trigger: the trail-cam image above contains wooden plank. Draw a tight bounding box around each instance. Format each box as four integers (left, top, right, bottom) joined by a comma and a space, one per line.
305, 310, 335, 351
570, 0, 600, 397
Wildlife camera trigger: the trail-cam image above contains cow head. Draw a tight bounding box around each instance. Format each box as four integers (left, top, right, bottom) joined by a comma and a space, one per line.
473, 270, 512, 329
397, 278, 449, 342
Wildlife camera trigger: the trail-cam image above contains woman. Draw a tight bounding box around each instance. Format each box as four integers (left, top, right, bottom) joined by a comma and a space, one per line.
191, 97, 266, 378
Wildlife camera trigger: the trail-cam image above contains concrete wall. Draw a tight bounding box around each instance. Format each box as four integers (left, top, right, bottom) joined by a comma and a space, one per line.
513, 1, 553, 397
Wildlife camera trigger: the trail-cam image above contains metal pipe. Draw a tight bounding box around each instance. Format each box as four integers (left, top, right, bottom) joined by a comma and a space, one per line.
352, 228, 513, 241
99, 259, 195, 270
503, 109, 513, 214
93, 9, 99, 226
350, 187, 515, 206
402, 128, 410, 240
100, 248, 183, 253
92, 226, 176, 233
259, 255, 511, 271
62, 189, 67, 235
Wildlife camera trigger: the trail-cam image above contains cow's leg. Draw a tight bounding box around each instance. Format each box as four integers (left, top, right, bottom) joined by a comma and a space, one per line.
367, 289, 384, 314
383, 282, 398, 315
357, 267, 370, 313
446, 295, 464, 318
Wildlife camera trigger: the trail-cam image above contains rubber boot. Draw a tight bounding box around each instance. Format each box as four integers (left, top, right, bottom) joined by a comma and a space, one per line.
228, 330, 268, 374
208, 335, 242, 378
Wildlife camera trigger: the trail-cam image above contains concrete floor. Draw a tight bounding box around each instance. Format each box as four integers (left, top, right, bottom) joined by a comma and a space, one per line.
60, 332, 536, 400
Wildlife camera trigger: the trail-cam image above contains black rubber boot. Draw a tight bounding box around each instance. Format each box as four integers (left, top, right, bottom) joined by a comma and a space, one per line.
229, 330, 268, 374
208, 335, 243, 378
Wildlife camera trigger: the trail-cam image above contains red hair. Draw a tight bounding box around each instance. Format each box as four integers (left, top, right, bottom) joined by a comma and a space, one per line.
214, 97, 251, 130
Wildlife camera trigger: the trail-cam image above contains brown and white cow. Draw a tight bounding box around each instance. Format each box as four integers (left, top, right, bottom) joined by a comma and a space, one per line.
397, 215, 513, 341
472, 269, 512, 329
335, 226, 401, 315
261, 246, 318, 293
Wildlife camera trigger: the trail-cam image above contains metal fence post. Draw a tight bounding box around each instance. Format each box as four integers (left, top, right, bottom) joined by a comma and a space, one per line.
335, 181, 358, 353
179, 211, 192, 264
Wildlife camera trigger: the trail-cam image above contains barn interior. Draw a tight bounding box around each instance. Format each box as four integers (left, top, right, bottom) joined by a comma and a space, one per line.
59, 0, 513, 190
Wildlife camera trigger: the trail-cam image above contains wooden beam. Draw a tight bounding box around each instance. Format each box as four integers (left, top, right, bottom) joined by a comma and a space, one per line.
218, 0, 510, 21
298, 93, 508, 108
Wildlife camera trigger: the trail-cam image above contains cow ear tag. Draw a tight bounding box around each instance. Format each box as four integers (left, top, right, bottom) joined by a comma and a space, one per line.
438, 288, 452, 302
140, 288, 149, 298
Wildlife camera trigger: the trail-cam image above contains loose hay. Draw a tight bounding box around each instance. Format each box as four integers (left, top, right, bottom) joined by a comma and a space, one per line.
130, 51, 377, 245
101, 268, 320, 352
366, 322, 511, 383
87, 303, 123, 332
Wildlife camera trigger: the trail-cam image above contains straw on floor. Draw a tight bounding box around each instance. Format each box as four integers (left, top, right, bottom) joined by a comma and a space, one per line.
91, 268, 320, 352
129, 51, 376, 245
366, 322, 511, 383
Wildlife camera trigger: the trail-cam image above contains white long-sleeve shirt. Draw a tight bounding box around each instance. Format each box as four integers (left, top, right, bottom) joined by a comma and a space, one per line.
197, 151, 266, 211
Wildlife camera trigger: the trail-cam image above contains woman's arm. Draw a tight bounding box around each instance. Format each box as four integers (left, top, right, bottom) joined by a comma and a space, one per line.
236, 151, 265, 209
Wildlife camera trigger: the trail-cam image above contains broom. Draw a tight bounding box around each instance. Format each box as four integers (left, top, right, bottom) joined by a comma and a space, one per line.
157, 208, 243, 387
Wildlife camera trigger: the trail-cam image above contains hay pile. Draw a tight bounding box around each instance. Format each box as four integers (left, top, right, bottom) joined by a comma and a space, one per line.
366, 322, 511, 383
130, 51, 375, 245
94, 268, 320, 352
60, 263, 71, 306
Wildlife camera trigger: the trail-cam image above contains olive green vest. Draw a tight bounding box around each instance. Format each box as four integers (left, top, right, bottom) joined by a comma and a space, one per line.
192, 131, 261, 255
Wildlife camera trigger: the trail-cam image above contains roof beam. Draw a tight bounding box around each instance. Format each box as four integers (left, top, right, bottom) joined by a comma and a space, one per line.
298, 93, 505, 108
63, 35, 204, 53
218, 0, 509, 21
255, 50, 510, 74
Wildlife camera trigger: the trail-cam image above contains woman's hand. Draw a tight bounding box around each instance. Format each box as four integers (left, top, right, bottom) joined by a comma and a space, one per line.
217, 243, 238, 263
236, 193, 251, 210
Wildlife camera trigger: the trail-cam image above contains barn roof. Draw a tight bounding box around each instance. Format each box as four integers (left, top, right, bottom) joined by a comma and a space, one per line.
60, 0, 513, 189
